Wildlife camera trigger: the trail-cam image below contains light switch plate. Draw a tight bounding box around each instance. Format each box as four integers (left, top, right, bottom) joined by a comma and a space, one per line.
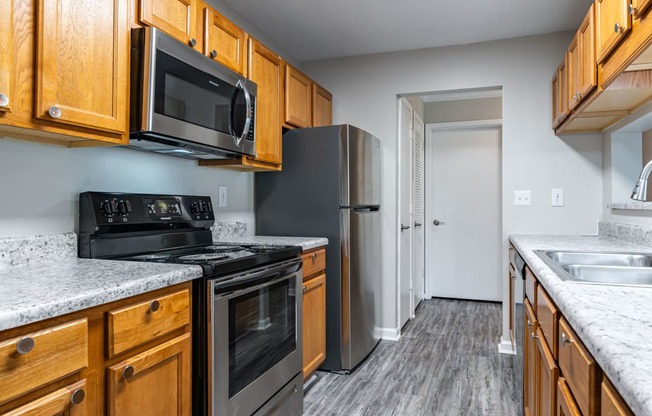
514, 190, 531, 206
218, 186, 227, 207
551, 189, 564, 207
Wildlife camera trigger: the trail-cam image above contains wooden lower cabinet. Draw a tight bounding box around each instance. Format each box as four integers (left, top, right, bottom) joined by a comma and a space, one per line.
536, 327, 559, 416
524, 300, 537, 416
301, 248, 327, 380
557, 378, 582, 416
1, 379, 88, 416
601, 379, 634, 416
107, 334, 191, 416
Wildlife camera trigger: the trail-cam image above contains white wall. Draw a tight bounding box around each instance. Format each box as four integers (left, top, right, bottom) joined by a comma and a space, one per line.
610, 132, 642, 202
302, 32, 604, 339
424, 97, 502, 123
0, 138, 254, 237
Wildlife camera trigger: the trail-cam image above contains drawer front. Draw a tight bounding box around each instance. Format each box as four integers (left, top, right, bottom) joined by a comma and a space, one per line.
0, 319, 88, 404
108, 289, 190, 357
525, 267, 537, 309
509, 245, 516, 269
2, 379, 88, 416
601, 379, 634, 416
302, 248, 326, 280
536, 286, 559, 359
558, 317, 600, 416
558, 378, 582, 416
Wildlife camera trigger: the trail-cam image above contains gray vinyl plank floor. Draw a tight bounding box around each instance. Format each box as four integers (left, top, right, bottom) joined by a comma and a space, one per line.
303, 298, 519, 416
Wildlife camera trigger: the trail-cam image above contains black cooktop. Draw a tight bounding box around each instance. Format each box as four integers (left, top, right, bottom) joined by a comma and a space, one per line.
119, 243, 301, 277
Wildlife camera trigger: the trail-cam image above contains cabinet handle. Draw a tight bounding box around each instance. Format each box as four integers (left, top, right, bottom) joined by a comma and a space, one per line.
311, 252, 317, 263
0, 93, 9, 108
302, 285, 307, 293
630, 4, 636, 15
16, 337, 35, 354
70, 388, 86, 405
210, 49, 218, 58
48, 106, 62, 119
531, 332, 538, 340
561, 332, 573, 346
527, 320, 533, 328
149, 299, 160, 313
614, 23, 623, 33
123, 365, 135, 380
189, 38, 197, 47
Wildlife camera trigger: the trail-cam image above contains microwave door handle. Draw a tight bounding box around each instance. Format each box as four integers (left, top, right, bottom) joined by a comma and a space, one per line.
234, 80, 252, 146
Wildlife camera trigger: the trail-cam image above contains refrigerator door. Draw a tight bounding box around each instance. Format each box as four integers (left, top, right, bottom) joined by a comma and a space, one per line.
340, 206, 382, 370
340, 125, 381, 207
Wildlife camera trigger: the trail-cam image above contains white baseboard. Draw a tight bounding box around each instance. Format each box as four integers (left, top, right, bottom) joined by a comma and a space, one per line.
498, 339, 516, 355
380, 326, 401, 342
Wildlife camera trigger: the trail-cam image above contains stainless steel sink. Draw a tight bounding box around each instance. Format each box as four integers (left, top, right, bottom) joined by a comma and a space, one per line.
544, 251, 652, 267
534, 250, 652, 287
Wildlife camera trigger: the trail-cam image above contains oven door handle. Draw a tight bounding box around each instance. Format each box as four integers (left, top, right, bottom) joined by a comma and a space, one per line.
213, 259, 301, 295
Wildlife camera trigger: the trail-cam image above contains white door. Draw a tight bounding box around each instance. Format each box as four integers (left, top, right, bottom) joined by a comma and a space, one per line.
398, 98, 413, 328
425, 123, 502, 301
412, 112, 425, 314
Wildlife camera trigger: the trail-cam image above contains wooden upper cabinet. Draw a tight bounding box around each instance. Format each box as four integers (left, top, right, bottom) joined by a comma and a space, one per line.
553, 56, 570, 129
107, 334, 191, 416
35, 0, 129, 134
248, 38, 283, 165
596, 0, 632, 64
203, 6, 247, 75
285, 65, 313, 128
0, 0, 14, 113
312, 83, 333, 127
140, 0, 202, 51
631, 0, 652, 18
578, 5, 597, 101
568, 33, 582, 110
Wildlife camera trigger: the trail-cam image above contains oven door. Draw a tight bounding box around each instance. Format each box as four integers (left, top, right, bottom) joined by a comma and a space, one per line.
210, 259, 302, 416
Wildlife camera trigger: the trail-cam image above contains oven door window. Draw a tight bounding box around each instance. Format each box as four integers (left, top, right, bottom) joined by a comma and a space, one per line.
154, 51, 241, 136
228, 278, 296, 398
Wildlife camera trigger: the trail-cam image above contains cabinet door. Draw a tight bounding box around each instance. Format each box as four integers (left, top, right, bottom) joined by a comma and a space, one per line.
285, 65, 312, 128
524, 300, 537, 416
578, 4, 597, 101
552, 70, 561, 129
312, 83, 332, 127
140, 0, 201, 51
248, 38, 283, 165
557, 378, 582, 416
203, 7, 246, 75
302, 273, 326, 379
35, 0, 129, 134
568, 34, 581, 111
2, 380, 88, 416
107, 334, 191, 416
596, 0, 632, 64
535, 327, 559, 416
0, 0, 14, 113
632, 0, 652, 17
601, 379, 634, 416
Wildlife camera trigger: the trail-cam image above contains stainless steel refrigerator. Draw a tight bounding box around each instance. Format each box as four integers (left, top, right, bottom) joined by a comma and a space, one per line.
255, 124, 382, 372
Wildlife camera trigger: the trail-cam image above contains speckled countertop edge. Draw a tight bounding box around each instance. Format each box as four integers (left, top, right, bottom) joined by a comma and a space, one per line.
510, 234, 652, 416
213, 236, 329, 252
0, 259, 203, 331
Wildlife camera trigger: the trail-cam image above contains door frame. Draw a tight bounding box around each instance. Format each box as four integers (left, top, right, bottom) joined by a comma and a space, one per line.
424, 119, 502, 298
411, 111, 425, 316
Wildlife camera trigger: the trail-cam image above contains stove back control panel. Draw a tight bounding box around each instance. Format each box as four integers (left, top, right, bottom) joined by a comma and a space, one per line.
79, 192, 215, 229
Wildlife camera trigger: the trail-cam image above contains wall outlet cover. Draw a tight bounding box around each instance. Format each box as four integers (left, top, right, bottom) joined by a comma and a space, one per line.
551, 188, 564, 207
218, 186, 227, 207
514, 190, 531, 206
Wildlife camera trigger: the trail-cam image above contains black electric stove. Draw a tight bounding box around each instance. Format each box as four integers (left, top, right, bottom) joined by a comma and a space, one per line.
77, 191, 300, 275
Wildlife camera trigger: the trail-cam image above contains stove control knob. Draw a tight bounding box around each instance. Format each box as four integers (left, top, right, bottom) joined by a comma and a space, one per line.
191, 202, 199, 214
117, 200, 132, 215
207, 202, 213, 213
101, 201, 113, 216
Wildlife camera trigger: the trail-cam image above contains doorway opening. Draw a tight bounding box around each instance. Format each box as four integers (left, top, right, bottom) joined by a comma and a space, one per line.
396, 87, 503, 334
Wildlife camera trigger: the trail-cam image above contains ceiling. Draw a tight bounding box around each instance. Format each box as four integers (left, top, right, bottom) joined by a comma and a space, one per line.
220, 0, 594, 62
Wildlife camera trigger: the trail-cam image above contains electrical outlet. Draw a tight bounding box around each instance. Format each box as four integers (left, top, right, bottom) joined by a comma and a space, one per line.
551, 189, 564, 207
218, 186, 227, 207
514, 190, 531, 206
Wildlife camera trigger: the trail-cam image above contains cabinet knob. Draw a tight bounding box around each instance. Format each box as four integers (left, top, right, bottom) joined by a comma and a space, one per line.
16, 337, 35, 354
210, 49, 217, 58
527, 320, 533, 328
123, 365, 135, 380
189, 38, 197, 47
48, 106, 62, 119
302, 285, 307, 293
614, 23, 622, 33
70, 388, 86, 405
531, 332, 538, 340
561, 332, 573, 346
311, 252, 317, 263
149, 299, 160, 313
0, 93, 9, 108
629, 4, 636, 16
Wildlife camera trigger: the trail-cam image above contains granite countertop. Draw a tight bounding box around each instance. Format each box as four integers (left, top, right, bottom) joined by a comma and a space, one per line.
0, 259, 203, 332
214, 236, 328, 252
510, 234, 652, 416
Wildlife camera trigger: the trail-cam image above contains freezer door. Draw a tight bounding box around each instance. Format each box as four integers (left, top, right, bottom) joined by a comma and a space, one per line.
340, 207, 381, 370
340, 125, 381, 207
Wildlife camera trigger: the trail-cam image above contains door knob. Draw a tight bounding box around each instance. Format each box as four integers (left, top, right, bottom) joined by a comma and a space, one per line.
400, 224, 410, 231
414, 222, 422, 227
433, 219, 445, 226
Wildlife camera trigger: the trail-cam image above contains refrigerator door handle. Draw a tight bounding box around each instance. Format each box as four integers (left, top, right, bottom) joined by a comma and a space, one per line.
352, 206, 380, 213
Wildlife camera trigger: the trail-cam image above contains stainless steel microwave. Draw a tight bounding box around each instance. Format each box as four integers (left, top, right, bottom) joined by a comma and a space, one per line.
129, 27, 257, 159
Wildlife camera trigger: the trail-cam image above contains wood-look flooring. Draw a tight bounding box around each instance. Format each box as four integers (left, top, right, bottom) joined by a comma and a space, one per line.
304, 298, 519, 416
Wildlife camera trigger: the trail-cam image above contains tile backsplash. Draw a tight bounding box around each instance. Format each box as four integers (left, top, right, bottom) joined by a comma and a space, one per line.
598, 220, 652, 247
211, 221, 247, 240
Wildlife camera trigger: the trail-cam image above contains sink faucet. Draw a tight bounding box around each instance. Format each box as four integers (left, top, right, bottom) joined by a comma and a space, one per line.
631, 160, 652, 201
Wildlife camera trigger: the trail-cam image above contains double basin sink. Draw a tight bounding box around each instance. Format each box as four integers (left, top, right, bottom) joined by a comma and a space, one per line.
534, 250, 652, 287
